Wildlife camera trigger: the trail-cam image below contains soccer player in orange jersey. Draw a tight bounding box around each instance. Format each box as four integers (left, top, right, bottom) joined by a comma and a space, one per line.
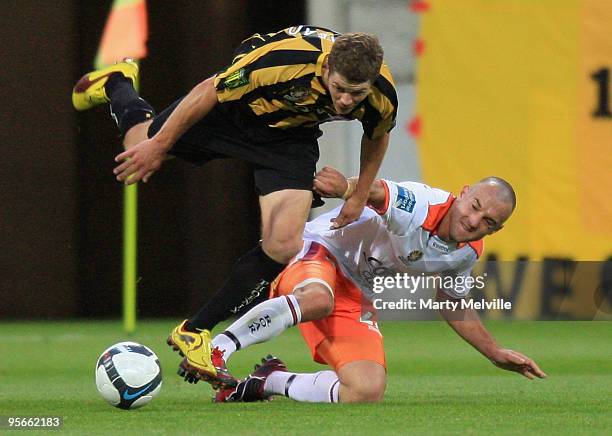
208, 167, 545, 403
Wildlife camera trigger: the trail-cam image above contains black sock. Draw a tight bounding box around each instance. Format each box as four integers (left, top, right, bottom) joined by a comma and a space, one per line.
106, 74, 155, 137
186, 244, 286, 332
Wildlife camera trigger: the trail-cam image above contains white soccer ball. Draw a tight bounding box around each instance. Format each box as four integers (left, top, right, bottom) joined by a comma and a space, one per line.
95, 341, 162, 410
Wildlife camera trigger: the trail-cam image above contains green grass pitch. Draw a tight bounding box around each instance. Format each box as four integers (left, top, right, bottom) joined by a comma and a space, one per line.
1, 320, 610, 435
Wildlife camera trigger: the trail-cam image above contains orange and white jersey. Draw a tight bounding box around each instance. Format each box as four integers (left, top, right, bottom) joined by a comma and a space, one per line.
301, 180, 483, 299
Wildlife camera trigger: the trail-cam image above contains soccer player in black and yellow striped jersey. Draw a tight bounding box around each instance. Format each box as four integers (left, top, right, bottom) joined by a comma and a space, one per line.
72, 25, 398, 385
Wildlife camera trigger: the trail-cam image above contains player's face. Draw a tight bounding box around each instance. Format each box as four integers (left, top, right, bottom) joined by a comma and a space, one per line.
326, 71, 371, 114
448, 184, 512, 243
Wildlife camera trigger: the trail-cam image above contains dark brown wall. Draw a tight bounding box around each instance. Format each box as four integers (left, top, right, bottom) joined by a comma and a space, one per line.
1, 0, 304, 318
1, 1, 78, 317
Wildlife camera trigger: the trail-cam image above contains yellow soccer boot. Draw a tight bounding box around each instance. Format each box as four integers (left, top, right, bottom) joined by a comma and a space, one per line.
72, 59, 138, 111
167, 320, 218, 380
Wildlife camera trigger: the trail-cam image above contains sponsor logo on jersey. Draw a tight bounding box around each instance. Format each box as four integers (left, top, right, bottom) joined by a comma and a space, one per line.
395, 186, 416, 213
224, 68, 249, 89
399, 250, 423, 265
359, 252, 397, 285
430, 239, 449, 253
286, 26, 336, 42
283, 86, 310, 102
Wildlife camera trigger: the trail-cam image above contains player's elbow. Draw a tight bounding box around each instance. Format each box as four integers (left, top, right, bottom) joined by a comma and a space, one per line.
194, 77, 219, 106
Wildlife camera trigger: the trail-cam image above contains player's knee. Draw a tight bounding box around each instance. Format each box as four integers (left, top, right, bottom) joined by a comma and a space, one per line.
262, 236, 302, 263
312, 288, 334, 318
122, 120, 153, 149
294, 284, 334, 320
342, 376, 386, 403
338, 363, 386, 403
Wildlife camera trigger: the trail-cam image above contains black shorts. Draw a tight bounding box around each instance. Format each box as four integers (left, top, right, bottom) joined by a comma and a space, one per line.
148, 98, 320, 196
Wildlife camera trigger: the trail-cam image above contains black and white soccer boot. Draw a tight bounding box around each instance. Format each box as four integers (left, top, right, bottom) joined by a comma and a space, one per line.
213, 355, 287, 403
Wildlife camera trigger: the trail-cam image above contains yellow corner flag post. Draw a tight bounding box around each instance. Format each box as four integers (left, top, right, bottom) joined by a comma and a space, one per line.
95, 0, 148, 334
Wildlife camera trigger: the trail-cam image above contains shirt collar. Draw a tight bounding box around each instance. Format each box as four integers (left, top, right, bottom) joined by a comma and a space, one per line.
422, 194, 456, 235
313, 53, 329, 94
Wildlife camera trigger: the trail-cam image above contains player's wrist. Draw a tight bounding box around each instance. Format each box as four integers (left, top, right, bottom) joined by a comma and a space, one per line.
350, 186, 369, 203
484, 345, 503, 362
342, 177, 358, 200
149, 133, 173, 152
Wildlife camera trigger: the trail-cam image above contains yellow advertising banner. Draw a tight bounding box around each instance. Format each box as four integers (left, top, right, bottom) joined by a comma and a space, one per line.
416, 0, 612, 262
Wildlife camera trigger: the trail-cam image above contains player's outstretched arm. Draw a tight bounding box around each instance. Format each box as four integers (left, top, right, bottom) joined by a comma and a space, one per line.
114, 76, 219, 184
314, 166, 387, 211
436, 289, 547, 380
331, 133, 389, 228
314, 166, 354, 198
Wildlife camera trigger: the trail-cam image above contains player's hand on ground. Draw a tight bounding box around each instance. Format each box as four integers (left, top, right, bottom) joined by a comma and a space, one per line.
331, 195, 366, 229
314, 166, 349, 198
490, 348, 547, 379
114, 138, 167, 184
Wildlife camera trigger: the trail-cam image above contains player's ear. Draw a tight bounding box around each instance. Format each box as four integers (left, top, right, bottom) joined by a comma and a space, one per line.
322, 56, 330, 74
459, 185, 470, 198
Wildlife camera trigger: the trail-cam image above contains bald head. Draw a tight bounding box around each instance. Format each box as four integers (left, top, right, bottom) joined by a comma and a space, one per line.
442, 176, 517, 243
472, 176, 516, 213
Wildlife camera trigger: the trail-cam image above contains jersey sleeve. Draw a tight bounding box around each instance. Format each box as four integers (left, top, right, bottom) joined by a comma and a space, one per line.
360, 65, 397, 139
372, 180, 422, 236
213, 34, 321, 103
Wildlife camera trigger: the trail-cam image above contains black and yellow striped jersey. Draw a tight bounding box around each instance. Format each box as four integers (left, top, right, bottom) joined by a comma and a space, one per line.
213, 25, 397, 140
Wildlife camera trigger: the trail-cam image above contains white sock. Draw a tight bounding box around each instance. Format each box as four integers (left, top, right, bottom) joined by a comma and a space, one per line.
213, 295, 301, 362
211, 333, 237, 359
264, 370, 340, 403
